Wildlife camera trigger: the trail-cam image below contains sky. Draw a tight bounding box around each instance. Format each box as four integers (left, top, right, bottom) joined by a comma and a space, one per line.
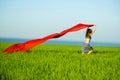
0, 0, 120, 43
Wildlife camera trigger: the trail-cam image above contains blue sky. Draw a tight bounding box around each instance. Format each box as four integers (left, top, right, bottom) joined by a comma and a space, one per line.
0, 0, 120, 43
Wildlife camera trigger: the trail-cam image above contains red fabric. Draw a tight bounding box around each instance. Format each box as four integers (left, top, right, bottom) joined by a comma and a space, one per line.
2, 23, 94, 54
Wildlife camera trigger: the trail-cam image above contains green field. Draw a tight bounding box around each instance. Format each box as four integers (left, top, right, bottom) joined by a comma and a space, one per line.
0, 42, 120, 80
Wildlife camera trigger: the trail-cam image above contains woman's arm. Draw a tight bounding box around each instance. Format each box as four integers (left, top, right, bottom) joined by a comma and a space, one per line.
92, 24, 96, 34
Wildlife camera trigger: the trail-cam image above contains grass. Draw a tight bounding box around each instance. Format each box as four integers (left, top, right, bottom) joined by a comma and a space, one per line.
0, 42, 120, 80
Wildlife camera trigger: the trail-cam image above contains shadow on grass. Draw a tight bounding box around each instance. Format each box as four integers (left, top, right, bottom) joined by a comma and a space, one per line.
27, 49, 81, 54
94, 50, 116, 54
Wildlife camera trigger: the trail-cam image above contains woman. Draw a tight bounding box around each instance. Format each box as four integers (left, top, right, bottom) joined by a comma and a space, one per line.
82, 25, 96, 54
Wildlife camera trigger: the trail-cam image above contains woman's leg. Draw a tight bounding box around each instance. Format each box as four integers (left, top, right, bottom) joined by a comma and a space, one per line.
88, 50, 93, 54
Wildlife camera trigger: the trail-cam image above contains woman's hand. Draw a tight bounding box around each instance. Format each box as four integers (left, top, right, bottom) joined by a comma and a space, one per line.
93, 24, 96, 26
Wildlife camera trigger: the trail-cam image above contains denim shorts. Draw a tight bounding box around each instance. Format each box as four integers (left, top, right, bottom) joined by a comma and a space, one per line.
82, 43, 93, 53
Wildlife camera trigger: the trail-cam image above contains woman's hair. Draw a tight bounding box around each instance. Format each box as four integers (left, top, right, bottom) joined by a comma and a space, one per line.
86, 28, 92, 38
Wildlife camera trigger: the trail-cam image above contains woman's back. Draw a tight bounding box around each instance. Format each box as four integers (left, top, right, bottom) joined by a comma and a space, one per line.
84, 37, 91, 44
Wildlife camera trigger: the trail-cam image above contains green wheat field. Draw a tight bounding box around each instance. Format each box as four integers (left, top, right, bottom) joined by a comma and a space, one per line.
0, 42, 120, 80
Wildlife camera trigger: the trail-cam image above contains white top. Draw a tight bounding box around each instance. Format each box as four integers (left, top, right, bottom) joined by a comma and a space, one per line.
84, 38, 91, 44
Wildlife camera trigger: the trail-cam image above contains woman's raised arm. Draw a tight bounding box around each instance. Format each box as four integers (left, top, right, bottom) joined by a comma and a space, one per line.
92, 24, 96, 34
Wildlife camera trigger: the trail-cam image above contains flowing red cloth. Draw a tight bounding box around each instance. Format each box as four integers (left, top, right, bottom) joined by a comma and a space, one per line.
2, 23, 94, 54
